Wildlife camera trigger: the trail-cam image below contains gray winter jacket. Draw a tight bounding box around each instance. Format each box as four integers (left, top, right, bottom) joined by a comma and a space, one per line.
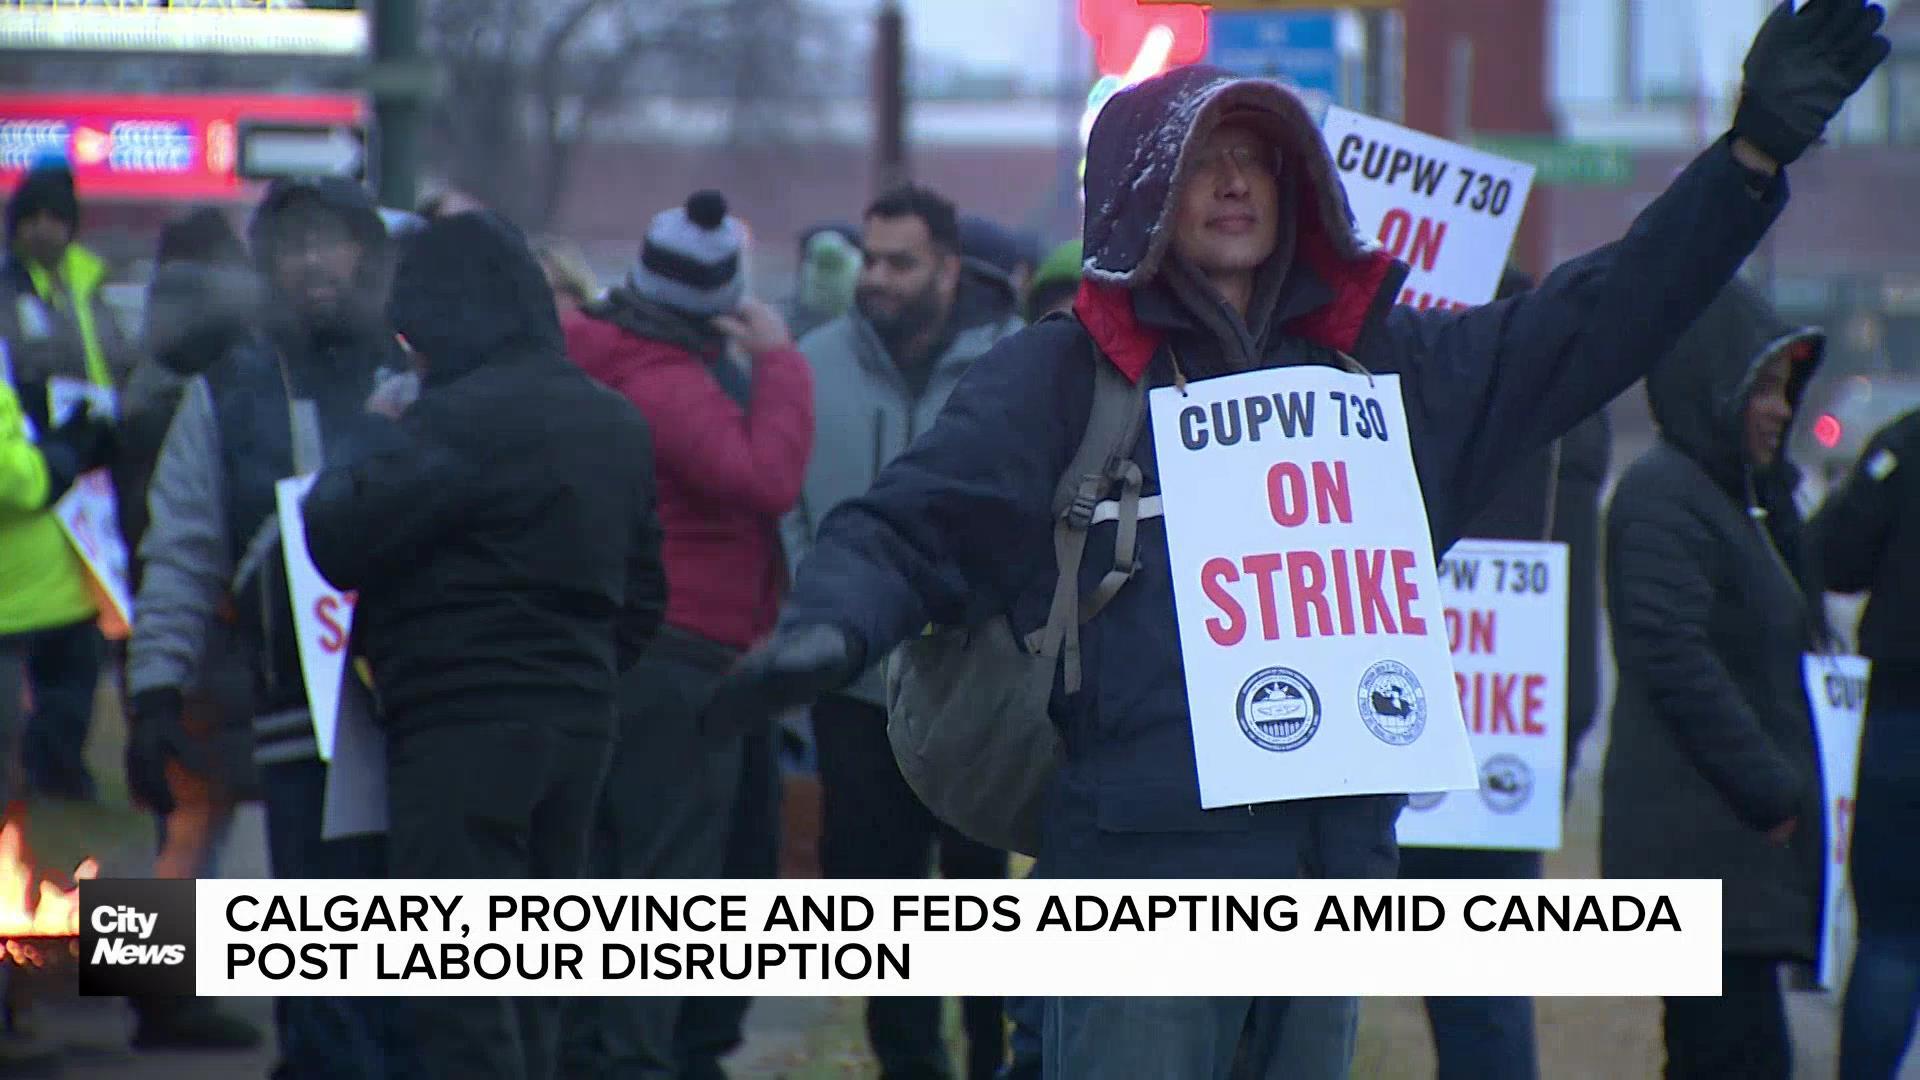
784, 270, 1022, 703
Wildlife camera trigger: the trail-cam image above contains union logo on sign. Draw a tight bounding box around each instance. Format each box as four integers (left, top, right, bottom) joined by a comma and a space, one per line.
1358, 659, 1426, 746
1235, 667, 1321, 753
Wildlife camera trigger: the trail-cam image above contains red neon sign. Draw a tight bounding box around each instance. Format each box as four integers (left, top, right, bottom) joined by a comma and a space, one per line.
0, 93, 364, 202
1078, 0, 1209, 78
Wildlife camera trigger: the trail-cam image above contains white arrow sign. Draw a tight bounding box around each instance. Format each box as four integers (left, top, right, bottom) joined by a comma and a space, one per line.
241, 125, 363, 179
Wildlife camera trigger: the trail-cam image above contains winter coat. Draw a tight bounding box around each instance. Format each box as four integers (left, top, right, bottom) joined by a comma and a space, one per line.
1810, 407, 1920, 666
0, 244, 132, 637
778, 64, 1787, 880
0, 373, 93, 635
1599, 280, 1827, 961
129, 177, 409, 765
785, 263, 1024, 704
303, 211, 665, 739
566, 288, 811, 652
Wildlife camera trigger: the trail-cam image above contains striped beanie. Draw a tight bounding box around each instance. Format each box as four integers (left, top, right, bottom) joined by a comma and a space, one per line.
628, 189, 745, 317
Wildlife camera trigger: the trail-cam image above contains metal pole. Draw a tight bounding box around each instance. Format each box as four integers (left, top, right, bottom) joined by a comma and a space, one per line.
371, 0, 423, 211
874, 0, 909, 193
1362, 8, 1388, 117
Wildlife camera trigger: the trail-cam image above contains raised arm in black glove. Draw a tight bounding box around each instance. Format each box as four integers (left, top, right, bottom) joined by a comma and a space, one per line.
700, 624, 863, 738
38, 400, 118, 506
125, 688, 205, 817
1735, 0, 1891, 168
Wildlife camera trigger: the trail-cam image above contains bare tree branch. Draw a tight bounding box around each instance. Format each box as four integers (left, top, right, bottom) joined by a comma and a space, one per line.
422, 0, 838, 230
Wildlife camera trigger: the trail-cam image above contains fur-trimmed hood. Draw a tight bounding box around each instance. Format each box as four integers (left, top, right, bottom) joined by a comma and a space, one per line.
1074, 65, 1401, 382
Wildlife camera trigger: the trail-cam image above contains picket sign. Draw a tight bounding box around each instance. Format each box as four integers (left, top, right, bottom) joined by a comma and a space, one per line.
1149, 365, 1479, 807
1320, 107, 1537, 310
1397, 540, 1568, 851
275, 474, 356, 762
1806, 652, 1869, 991
45, 377, 134, 635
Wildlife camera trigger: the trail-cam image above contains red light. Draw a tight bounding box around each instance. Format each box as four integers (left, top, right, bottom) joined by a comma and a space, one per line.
1814, 414, 1843, 448
1078, 0, 1209, 78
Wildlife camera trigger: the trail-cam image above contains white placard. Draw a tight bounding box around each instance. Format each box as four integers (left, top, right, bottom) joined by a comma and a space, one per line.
1806, 652, 1868, 991
276, 474, 357, 761
46, 375, 117, 424
44, 378, 133, 628
1149, 367, 1479, 808
1320, 106, 1537, 310
53, 470, 134, 628
1398, 540, 1568, 850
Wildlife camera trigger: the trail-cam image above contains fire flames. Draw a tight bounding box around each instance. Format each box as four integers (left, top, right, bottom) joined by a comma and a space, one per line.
0, 820, 98, 941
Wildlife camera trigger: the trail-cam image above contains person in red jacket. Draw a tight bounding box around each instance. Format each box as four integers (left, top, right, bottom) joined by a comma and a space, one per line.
560, 189, 814, 1079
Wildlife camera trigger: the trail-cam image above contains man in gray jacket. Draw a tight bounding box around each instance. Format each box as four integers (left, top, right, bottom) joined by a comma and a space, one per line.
787, 184, 1023, 1080
127, 177, 413, 1080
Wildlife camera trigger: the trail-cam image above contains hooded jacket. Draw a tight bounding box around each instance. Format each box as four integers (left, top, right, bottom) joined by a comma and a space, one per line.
786, 258, 1023, 705
301, 211, 665, 737
129, 177, 408, 764
1600, 279, 1826, 960
779, 65, 1785, 878
566, 284, 812, 653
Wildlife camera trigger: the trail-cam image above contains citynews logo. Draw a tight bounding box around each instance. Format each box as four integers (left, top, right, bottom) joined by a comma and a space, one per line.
79, 878, 197, 997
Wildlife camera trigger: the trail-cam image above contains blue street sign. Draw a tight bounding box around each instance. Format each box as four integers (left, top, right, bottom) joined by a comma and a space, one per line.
1206, 11, 1342, 103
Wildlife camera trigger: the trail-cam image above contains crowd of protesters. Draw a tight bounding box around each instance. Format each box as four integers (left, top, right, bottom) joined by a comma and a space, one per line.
0, 1, 1914, 1077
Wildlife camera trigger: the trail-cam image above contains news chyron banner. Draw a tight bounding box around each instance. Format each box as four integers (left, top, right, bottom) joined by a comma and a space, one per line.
1399, 540, 1570, 852
72, 879, 1723, 999
1150, 365, 1480, 807
1321, 107, 1537, 310
1806, 653, 1869, 990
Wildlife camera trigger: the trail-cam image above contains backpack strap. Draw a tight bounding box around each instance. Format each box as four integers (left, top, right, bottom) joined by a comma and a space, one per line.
1026, 313, 1155, 693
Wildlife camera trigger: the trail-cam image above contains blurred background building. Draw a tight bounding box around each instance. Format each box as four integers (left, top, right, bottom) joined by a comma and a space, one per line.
2, 0, 1916, 472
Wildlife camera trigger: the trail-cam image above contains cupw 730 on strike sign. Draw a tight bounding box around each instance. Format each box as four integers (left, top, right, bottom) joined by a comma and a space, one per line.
1398, 540, 1569, 852
1806, 652, 1868, 991
1320, 106, 1536, 311
1149, 366, 1478, 808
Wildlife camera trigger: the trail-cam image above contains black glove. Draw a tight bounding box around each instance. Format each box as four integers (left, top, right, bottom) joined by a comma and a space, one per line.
126, 688, 198, 817
699, 624, 862, 738
1734, 0, 1890, 167
39, 401, 118, 505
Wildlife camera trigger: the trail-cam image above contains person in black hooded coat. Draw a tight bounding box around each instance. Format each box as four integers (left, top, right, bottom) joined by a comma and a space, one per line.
1600, 278, 1829, 1079
704, 5, 1886, 1075
301, 210, 665, 1080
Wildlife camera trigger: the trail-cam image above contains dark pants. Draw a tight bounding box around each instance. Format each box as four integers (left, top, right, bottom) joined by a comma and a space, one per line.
1840, 694, 1920, 1079
1398, 845, 1543, 1080
1044, 996, 1355, 1080
674, 717, 782, 1078
564, 645, 743, 1080
260, 757, 413, 1080
1661, 955, 1789, 1080
388, 720, 611, 1080
814, 692, 1008, 1080
10, 618, 104, 801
